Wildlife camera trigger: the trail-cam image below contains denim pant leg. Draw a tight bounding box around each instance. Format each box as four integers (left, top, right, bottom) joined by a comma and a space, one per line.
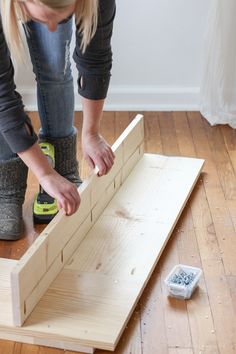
24, 19, 75, 139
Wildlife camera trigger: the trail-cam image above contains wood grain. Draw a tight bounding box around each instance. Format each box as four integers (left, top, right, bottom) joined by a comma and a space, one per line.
0, 152, 203, 352
174, 111, 219, 354
10, 115, 144, 327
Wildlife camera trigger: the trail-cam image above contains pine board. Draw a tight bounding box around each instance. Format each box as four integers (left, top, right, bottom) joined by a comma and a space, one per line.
0, 153, 203, 352
10, 115, 144, 327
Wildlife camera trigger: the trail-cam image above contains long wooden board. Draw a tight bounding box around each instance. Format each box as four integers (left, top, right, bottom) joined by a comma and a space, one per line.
0, 258, 93, 353
10, 115, 144, 326
0, 151, 204, 352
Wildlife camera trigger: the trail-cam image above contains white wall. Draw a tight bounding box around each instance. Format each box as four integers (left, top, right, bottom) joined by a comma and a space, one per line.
15, 0, 210, 111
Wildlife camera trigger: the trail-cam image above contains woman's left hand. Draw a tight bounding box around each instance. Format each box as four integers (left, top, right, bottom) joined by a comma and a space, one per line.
82, 133, 115, 176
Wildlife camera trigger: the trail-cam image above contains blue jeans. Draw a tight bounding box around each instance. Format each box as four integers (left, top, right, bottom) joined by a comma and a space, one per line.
0, 18, 75, 160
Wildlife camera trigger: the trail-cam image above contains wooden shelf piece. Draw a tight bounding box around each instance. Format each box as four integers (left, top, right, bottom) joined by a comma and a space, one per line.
10, 114, 144, 327
0, 115, 204, 353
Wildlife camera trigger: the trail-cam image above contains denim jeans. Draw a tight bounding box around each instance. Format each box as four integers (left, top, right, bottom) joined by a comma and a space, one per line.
0, 18, 75, 160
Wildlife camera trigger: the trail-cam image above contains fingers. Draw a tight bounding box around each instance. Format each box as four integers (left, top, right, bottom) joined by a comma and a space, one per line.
97, 147, 115, 176
40, 171, 81, 217
82, 134, 115, 176
69, 189, 81, 213
57, 185, 81, 216
85, 155, 95, 170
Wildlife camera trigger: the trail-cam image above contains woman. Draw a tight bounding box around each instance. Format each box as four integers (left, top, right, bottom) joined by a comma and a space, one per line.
0, 0, 116, 240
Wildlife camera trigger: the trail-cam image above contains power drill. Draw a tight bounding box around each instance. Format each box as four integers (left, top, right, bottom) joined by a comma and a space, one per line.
33, 142, 58, 224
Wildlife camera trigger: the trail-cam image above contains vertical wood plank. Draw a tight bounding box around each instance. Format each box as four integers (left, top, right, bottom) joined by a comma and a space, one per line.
144, 111, 162, 153
173, 111, 219, 353
188, 112, 236, 276
140, 270, 168, 354
188, 111, 236, 354
203, 122, 236, 200
0, 340, 15, 354
168, 349, 193, 354
158, 111, 193, 349
19, 343, 39, 354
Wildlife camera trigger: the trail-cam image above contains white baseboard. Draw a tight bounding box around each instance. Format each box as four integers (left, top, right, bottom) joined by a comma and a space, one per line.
21, 86, 200, 111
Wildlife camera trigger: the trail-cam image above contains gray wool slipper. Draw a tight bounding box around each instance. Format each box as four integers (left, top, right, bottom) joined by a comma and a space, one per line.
0, 203, 23, 240
0, 157, 28, 241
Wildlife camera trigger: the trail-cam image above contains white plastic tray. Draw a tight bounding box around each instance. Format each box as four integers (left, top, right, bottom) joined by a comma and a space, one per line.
164, 264, 202, 299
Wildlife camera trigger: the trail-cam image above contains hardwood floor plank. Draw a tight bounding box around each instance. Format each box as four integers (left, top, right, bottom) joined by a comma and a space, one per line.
220, 124, 236, 250
226, 275, 236, 316
0, 340, 15, 354
114, 112, 131, 140
143, 111, 162, 154
220, 124, 236, 174
203, 121, 236, 201
188, 112, 236, 354
38, 348, 64, 354
157, 111, 193, 349
158, 112, 179, 156
140, 270, 168, 354
174, 111, 219, 354
19, 343, 39, 354
168, 348, 193, 354
188, 112, 236, 276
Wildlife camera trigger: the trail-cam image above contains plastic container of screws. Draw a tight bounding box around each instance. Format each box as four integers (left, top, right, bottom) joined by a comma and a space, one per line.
164, 264, 202, 300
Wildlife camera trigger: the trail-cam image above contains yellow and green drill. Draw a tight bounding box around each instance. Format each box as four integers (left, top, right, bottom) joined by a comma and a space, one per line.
33, 142, 58, 224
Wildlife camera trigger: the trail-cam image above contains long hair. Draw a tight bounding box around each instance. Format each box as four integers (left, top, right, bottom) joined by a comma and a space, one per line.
0, 0, 98, 60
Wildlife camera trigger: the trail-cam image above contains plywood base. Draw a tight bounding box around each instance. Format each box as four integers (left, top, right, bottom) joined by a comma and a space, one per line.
0, 153, 203, 352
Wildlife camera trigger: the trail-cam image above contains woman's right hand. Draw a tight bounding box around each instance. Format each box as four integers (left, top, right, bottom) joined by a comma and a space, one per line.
18, 143, 80, 216
39, 170, 81, 216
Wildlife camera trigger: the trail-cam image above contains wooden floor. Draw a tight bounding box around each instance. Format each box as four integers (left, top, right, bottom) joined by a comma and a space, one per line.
0, 111, 236, 354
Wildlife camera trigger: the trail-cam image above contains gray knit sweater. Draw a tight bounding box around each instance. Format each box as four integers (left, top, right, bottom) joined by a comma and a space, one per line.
0, 0, 115, 153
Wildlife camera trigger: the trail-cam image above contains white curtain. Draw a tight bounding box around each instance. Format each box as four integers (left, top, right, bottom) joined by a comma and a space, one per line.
200, 0, 236, 128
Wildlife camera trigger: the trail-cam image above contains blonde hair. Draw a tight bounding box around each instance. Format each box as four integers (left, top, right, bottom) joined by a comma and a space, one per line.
0, 0, 98, 59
